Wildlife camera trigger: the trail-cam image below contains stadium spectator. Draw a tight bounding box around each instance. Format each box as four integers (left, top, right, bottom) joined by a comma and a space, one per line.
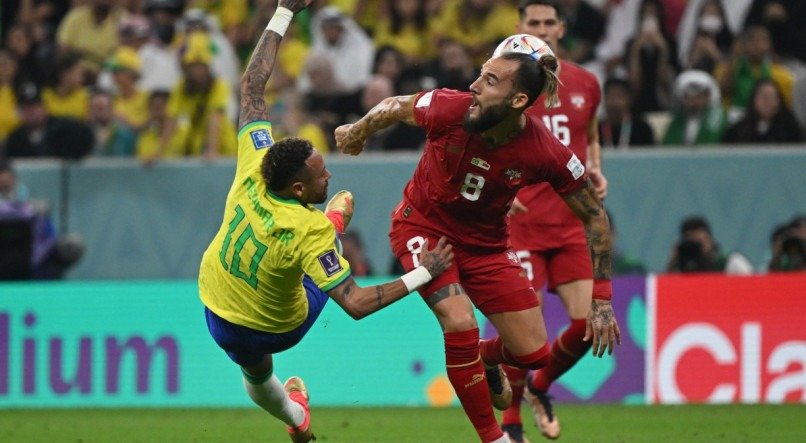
372, 45, 408, 92
141, 0, 185, 91
358, 74, 425, 151
4, 82, 93, 159
336, 38, 619, 443
424, 38, 479, 92
556, 0, 606, 64
743, 0, 806, 64
176, 8, 242, 96
274, 90, 330, 156
662, 69, 727, 146
149, 31, 237, 162
136, 90, 190, 159
767, 216, 805, 272
198, 3, 453, 442
373, 0, 435, 63
599, 77, 656, 148
624, 0, 679, 113
55, 0, 127, 76
0, 50, 22, 143
42, 52, 90, 120
339, 230, 374, 276
430, 0, 519, 65
666, 215, 753, 274
503, 3, 610, 441
87, 89, 137, 157
722, 78, 803, 144
0, 158, 84, 280
5, 23, 50, 87
103, 47, 149, 130
678, 0, 734, 73
301, 6, 374, 96
715, 24, 794, 118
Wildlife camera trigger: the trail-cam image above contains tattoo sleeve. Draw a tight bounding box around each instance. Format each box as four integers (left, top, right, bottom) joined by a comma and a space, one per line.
352, 94, 418, 139
563, 179, 613, 280
238, 30, 282, 129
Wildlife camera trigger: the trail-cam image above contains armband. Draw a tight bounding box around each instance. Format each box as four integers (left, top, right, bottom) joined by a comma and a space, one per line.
266, 7, 294, 36
400, 266, 432, 293
592, 279, 612, 301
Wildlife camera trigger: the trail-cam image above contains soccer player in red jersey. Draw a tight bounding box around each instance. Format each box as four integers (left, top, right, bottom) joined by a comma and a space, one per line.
335, 44, 620, 442
502, 1, 611, 441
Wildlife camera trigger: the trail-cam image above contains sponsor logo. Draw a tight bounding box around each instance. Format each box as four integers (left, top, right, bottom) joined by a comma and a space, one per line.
317, 250, 343, 277
416, 91, 434, 108
471, 157, 491, 170
250, 128, 273, 150
464, 373, 485, 388
566, 154, 584, 180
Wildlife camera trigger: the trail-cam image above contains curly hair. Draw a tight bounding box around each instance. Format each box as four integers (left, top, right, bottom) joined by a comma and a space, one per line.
261, 137, 314, 192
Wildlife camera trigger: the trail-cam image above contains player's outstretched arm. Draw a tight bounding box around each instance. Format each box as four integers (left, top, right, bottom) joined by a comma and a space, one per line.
335, 94, 419, 155
327, 238, 453, 320
562, 179, 621, 357
238, 0, 312, 129
586, 117, 608, 199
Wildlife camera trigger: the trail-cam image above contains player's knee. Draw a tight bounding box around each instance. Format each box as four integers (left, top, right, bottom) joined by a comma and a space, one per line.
440, 312, 478, 332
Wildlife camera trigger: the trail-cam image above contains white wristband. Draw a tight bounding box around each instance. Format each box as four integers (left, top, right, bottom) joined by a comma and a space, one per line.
400, 266, 433, 293
266, 7, 294, 36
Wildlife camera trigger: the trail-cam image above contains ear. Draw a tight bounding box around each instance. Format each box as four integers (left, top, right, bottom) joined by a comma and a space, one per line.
291, 181, 305, 199
510, 92, 530, 110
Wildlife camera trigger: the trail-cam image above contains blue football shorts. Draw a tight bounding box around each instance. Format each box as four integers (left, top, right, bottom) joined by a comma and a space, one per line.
204, 274, 330, 366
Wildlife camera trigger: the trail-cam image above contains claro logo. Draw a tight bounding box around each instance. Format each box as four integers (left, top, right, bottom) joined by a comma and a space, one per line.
654, 322, 806, 403
0, 311, 180, 396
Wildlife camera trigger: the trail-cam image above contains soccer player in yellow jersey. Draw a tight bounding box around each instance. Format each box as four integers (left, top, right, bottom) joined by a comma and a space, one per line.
198, 2, 453, 442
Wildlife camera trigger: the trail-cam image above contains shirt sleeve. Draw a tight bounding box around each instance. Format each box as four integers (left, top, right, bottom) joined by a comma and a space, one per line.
534, 123, 587, 196
299, 216, 352, 291
235, 121, 274, 178
412, 89, 471, 136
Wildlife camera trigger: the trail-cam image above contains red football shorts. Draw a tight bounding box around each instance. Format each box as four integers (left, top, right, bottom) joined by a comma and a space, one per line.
512, 241, 593, 292
390, 221, 539, 316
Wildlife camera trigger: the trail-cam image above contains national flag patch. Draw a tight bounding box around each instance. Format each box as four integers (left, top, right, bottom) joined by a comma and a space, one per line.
566, 154, 585, 179
471, 157, 490, 170
318, 249, 343, 277
250, 128, 273, 150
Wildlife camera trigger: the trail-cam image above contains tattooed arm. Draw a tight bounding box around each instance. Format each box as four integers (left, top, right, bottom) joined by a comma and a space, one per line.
335, 94, 419, 155
562, 179, 622, 357
327, 238, 454, 320
238, 0, 312, 129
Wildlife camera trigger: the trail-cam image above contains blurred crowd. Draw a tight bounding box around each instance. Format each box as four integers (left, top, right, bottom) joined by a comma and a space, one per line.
0, 0, 805, 161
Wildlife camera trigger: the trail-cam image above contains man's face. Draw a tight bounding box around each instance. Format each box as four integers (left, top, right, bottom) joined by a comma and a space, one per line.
685, 228, 714, 254
682, 90, 710, 114
299, 152, 331, 205
322, 22, 343, 46
604, 85, 630, 117
464, 57, 519, 133
517, 5, 566, 51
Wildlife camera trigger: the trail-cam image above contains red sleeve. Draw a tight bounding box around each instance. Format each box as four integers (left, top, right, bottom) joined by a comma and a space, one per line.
532, 121, 587, 195
588, 72, 602, 121
412, 89, 472, 135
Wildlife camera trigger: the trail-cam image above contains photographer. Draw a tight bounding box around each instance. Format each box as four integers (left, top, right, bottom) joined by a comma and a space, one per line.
769, 216, 806, 272
666, 215, 753, 274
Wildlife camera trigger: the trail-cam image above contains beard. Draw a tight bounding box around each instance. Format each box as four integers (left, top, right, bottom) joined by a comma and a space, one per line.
463, 101, 510, 133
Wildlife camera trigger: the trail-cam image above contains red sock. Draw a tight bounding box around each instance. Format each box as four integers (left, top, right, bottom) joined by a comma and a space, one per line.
479, 337, 518, 367
532, 318, 590, 391
501, 365, 528, 425
445, 329, 503, 442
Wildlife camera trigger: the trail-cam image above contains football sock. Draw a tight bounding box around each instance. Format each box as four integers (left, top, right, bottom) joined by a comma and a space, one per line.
445, 328, 503, 443
501, 365, 528, 425
480, 337, 550, 369
532, 318, 590, 392
242, 372, 305, 428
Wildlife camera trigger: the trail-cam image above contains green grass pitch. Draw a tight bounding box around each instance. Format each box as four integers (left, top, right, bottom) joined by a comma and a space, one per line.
1, 405, 804, 442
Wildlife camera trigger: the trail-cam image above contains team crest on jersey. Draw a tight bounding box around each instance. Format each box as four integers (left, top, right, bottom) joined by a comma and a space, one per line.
318, 249, 343, 277
250, 128, 273, 150
505, 168, 522, 185
570, 94, 586, 110
471, 157, 490, 170
506, 250, 520, 265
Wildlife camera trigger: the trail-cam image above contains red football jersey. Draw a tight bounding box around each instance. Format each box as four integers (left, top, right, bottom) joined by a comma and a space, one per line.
394, 88, 586, 250
510, 61, 601, 250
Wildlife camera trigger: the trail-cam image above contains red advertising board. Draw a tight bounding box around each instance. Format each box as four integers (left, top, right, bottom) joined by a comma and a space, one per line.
649, 274, 806, 404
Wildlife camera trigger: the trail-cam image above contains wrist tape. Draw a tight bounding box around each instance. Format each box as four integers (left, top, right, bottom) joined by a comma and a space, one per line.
400, 266, 432, 293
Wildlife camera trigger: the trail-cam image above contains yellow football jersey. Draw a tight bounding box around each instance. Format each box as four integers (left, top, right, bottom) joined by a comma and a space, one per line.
199, 121, 351, 333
